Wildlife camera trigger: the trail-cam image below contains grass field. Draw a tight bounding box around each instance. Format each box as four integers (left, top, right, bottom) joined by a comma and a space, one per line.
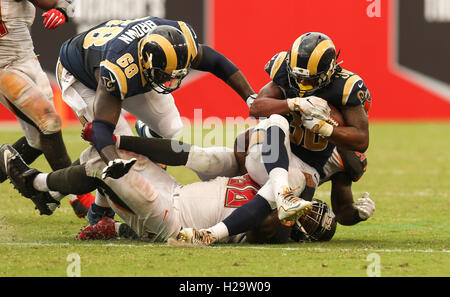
0, 122, 449, 277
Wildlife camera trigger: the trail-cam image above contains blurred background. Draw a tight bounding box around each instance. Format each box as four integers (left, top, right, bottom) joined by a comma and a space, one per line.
0, 0, 448, 123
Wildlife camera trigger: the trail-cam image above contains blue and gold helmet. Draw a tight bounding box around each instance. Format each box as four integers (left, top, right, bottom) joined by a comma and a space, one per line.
287, 32, 338, 96
138, 25, 191, 94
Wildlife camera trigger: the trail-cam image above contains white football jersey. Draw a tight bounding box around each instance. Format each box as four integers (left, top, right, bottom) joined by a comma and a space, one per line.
0, 0, 36, 66
175, 174, 259, 243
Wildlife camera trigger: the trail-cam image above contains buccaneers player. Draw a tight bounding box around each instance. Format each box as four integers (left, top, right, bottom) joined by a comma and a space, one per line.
0, 0, 94, 217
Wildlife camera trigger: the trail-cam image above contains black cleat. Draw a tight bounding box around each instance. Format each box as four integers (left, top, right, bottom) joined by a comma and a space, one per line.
1, 144, 40, 198
30, 192, 60, 216
0, 144, 10, 183
0, 144, 59, 215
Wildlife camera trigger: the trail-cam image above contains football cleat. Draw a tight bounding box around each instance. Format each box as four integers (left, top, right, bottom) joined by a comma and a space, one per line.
30, 192, 60, 216
76, 217, 117, 240
117, 223, 139, 240
277, 189, 313, 225
70, 193, 96, 218
1, 144, 41, 198
1, 144, 60, 215
135, 120, 151, 138
168, 228, 216, 247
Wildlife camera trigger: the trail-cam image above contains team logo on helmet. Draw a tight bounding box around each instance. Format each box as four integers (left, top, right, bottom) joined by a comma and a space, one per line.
287, 32, 340, 97
138, 25, 191, 94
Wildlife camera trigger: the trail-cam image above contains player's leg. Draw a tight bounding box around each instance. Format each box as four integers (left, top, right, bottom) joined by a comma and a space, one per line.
117, 136, 239, 180
122, 91, 183, 139
245, 115, 312, 223
0, 136, 41, 183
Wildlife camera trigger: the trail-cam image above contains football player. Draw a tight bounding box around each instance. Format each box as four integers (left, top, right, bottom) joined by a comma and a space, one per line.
56, 16, 255, 177
0, 0, 94, 217
56, 16, 255, 222
2, 118, 374, 244
1, 139, 307, 243
170, 32, 372, 244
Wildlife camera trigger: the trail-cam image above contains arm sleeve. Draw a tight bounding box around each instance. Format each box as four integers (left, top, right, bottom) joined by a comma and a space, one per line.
194, 45, 239, 82
92, 119, 116, 153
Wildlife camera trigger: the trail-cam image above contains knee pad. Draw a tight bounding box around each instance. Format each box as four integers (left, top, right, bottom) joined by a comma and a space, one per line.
268, 114, 289, 134
245, 151, 269, 186
39, 112, 62, 134
0, 69, 61, 134
186, 146, 239, 180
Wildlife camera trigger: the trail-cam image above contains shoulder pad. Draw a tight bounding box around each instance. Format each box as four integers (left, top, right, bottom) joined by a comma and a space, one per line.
100, 60, 128, 100
265, 51, 288, 80
336, 148, 367, 182
336, 69, 369, 107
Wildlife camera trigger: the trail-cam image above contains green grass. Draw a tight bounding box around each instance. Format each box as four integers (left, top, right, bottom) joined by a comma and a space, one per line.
0, 122, 449, 277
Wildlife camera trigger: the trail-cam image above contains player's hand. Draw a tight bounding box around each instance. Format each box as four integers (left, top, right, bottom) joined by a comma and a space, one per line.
81, 122, 117, 144
354, 192, 375, 220
42, 8, 67, 29
81, 122, 94, 143
101, 158, 137, 179
287, 96, 331, 120
301, 115, 334, 137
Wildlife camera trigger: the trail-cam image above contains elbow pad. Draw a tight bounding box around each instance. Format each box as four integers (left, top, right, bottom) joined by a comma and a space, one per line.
337, 148, 368, 182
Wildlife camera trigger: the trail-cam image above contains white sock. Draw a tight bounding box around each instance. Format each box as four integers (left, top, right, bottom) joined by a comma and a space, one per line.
206, 222, 229, 242
114, 222, 122, 235
269, 167, 290, 198
49, 191, 64, 201
94, 194, 110, 208
33, 173, 49, 191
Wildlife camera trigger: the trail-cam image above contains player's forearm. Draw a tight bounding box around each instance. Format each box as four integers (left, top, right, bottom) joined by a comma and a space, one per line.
30, 0, 70, 11
225, 71, 255, 102
249, 97, 290, 118
329, 126, 369, 153
118, 136, 190, 166
98, 144, 121, 164
334, 204, 365, 226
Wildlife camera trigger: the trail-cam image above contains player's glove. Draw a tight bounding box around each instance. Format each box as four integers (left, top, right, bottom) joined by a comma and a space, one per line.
42, 8, 67, 29
287, 96, 331, 120
354, 192, 375, 220
301, 115, 334, 137
101, 158, 137, 179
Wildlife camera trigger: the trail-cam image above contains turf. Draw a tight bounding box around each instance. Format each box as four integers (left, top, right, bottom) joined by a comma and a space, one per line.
0, 122, 449, 277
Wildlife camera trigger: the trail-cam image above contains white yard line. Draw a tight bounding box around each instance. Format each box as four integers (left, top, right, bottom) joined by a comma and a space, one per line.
1, 242, 449, 254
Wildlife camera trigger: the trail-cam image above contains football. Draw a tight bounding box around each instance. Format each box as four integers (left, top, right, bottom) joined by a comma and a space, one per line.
328, 104, 345, 127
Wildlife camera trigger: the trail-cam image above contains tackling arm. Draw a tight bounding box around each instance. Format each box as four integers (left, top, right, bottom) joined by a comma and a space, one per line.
30, 0, 72, 29
192, 45, 256, 103
330, 172, 374, 225
92, 82, 122, 164
248, 82, 289, 118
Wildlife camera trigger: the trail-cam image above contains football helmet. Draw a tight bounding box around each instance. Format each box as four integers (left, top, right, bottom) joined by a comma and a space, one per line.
286, 32, 339, 96
138, 25, 191, 94
290, 198, 337, 242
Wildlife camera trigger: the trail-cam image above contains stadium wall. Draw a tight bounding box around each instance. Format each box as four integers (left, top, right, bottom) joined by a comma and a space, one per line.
0, 0, 448, 123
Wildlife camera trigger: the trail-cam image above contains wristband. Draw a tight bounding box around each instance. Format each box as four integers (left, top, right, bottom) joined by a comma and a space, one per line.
246, 94, 257, 108
92, 120, 116, 153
